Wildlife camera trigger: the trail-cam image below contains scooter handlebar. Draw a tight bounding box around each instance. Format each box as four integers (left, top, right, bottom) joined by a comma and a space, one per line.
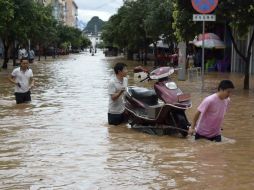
139, 75, 149, 82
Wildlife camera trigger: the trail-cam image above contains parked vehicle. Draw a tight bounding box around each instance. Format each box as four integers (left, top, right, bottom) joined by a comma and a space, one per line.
124, 66, 191, 137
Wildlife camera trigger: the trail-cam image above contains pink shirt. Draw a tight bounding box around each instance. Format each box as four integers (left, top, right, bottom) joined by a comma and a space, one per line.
196, 93, 230, 138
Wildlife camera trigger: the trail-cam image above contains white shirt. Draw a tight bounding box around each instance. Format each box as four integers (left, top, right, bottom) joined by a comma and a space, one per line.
12, 67, 33, 93
108, 76, 127, 114
18, 48, 28, 59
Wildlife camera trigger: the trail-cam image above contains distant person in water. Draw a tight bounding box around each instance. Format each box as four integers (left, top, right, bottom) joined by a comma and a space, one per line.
189, 80, 235, 142
9, 57, 35, 104
108, 62, 128, 125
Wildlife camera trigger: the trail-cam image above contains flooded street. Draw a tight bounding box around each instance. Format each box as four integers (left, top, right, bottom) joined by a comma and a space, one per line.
0, 51, 254, 190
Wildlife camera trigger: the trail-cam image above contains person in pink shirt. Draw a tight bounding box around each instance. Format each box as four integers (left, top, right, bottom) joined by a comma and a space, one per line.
189, 80, 235, 142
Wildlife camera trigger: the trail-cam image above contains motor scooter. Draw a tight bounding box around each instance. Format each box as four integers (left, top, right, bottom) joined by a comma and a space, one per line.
124, 66, 191, 137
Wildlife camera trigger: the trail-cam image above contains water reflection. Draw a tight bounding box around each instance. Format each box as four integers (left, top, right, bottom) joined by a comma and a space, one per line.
0, 51, 254, 189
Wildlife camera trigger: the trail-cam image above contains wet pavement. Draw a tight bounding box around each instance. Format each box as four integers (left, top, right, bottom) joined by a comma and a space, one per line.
0, 51, 254, 189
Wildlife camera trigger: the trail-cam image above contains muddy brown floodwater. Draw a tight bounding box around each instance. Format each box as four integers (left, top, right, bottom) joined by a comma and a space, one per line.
0, 50, 254, 189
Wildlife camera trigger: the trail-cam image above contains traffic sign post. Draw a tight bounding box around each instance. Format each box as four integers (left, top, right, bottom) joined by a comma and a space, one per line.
191, 0, 218, 89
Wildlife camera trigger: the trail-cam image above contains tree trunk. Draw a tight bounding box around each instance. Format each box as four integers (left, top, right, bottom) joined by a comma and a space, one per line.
144, 46, 147, 66
2, 40, 9, 69
226, 23, 254, 89
143, 38, 150, 66
2, 50, 9, 69
153, 43, 158, 67
44, 47, 47, 60
127, 49, 133, 60
12, 41, 17, 66
244, 55, 250, 89
38, 45, 41, 61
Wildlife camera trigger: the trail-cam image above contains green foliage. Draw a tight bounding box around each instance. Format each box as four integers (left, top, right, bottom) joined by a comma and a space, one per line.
216, 0, 254, 37
0, 0, 57, 47
0, 0, 87, 51
60, 42, 70, 50
0, 0, 14, 33
172, 0, 200, 42
102, 0, 175, 51
30, 4, 58, 47
80, 37, 91, 48
173, 0, 254, 89
172, 0, 254, 42
56, 24, 90, 49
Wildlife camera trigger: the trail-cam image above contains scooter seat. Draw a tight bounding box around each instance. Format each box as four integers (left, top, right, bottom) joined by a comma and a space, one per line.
129, 87, 158, 105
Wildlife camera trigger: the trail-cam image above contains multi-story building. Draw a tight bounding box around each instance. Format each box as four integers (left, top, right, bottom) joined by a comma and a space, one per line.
50, 0, 66, 24
65, 0, 78, 28
36, 0, 78, 27
87, 32, 103, 49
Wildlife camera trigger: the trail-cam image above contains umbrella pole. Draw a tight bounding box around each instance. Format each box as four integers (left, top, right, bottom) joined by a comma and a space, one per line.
201, 20, 205, 90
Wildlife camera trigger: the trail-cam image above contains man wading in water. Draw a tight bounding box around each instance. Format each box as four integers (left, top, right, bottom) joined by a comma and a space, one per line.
9, 57, 34, 104
189, 80, 235, 142
108, 62, 128, 125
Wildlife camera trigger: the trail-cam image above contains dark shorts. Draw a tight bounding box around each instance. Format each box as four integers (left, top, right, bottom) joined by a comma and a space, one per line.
108, 113, 126, 125
195, 133, 221, 142
15, 91, 31, 104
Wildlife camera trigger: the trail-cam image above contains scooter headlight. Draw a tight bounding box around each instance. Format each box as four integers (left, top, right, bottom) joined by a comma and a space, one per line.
166, 82, 177, 90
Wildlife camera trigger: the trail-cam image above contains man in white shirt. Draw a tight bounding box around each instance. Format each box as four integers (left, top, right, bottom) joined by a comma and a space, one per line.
108, 62, 128, 125
28, 49, 35, 63
18, 46, 28, 60
9, 57, 34, 104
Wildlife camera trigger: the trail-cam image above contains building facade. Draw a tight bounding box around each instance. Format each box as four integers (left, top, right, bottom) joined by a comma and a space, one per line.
86, 33, 103, 49
65, 0, 78, 28
36, 0, 78, 27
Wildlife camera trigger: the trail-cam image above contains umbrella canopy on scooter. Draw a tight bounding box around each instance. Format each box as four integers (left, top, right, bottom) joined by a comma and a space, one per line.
190, 33, 225, 49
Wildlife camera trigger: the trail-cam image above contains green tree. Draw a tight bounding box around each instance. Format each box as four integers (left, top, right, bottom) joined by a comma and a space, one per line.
102, 0, 176, 64
173, 0, 254, 89
0, 0, 13, 32
56, 24, 90, 51
0, 0, 14, 67
80, 36, 91, 49
0, 0, 56, 68
144, 0, 175, 65
172, 0, 200, 42
217, 1, 254, 89
29, 3, 57, 61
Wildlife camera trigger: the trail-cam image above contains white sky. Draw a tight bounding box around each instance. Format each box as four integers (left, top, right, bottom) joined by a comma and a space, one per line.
74, 0, 123, 22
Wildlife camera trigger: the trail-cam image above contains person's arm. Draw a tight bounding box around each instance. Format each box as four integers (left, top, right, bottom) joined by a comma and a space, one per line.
29, 77, 35, 89
111, 89, 125, 101
8, 75, 17, 85
8, 74, 21, 87
189, 110, 201, 135
108, 78, 125, 101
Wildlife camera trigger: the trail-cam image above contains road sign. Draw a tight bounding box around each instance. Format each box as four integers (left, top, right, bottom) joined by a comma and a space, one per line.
191, 0, 218, 14
193, 14, 216, 21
